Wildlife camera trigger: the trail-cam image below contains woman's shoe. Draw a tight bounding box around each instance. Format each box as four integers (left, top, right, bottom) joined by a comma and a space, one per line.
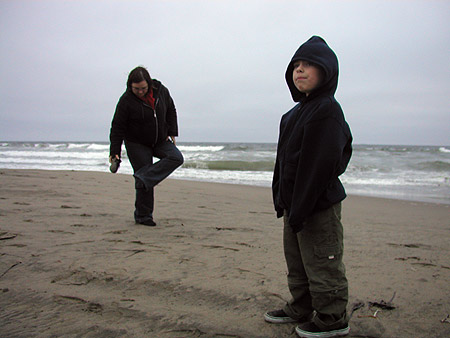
110, 158, 121, 173
136, 219, 156, 226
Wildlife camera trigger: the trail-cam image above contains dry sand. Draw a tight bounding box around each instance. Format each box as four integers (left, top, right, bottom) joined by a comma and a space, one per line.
0, 169, 449, 338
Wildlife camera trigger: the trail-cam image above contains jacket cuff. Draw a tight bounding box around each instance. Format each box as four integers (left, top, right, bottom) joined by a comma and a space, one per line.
290, 218, 307, 233
276, 209, 284, 218
110, 146, 121, 158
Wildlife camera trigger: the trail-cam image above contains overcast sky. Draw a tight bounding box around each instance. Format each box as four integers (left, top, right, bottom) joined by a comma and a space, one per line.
0, 0, 449, 145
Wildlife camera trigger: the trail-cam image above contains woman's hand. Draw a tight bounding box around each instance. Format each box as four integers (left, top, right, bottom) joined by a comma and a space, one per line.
109, 154, 120, 163
167, 136, 177, 145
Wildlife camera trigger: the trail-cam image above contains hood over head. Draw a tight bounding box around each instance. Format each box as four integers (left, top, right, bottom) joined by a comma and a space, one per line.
286, 36, 339, 102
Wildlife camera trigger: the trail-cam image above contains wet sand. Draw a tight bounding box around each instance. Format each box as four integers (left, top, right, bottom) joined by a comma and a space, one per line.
0, 169, 449, 338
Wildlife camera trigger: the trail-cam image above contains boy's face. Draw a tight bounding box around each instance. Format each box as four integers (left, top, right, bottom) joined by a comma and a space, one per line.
292, 60, 323, 96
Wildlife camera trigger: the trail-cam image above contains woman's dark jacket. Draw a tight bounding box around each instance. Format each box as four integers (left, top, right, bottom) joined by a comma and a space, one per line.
272, 36, 352, 233
109, 79, 179, 157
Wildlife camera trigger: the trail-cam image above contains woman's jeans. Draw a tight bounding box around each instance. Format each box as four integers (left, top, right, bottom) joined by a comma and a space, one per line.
125, 140, 184, 223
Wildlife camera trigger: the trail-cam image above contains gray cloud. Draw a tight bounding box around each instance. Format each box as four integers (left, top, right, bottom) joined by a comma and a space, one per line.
0, 0, 449, 145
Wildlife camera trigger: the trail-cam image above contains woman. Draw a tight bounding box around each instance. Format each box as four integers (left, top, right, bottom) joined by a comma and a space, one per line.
109, 66, 184, 226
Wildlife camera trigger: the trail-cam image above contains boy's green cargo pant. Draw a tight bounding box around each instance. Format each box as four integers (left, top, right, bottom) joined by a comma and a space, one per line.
283, 203, 348, 330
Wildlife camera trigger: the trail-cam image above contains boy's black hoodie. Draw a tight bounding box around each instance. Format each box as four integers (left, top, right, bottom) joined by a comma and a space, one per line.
272, 36, 352, 233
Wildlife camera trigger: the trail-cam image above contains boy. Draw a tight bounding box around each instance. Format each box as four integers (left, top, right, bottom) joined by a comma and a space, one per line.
265, 36, 353, 338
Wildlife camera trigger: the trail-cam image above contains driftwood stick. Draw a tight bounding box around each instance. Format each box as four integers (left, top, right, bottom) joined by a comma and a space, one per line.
0, 261, 22, 279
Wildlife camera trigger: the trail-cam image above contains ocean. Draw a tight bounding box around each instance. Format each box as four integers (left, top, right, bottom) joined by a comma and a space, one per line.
1, 142, 449, 205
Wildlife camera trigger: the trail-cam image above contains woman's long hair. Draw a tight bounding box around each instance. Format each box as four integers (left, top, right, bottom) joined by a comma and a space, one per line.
126, 66, 153, 91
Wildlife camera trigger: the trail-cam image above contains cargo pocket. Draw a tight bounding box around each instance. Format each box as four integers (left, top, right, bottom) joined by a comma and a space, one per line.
311, 244, 346, 292
314, 244, 342, 261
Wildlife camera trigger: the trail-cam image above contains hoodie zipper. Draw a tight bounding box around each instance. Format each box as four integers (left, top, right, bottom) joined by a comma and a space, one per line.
141, 96, 159, 146
153, 98, 159, 145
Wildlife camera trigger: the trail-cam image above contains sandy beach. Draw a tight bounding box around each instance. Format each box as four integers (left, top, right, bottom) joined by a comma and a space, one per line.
0, 169, 449, 338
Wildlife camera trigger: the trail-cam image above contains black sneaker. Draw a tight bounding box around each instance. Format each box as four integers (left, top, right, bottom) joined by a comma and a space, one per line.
136, 219, 156, 227
264, 309, 297, 324
295, 322, 350, 337
110, 158, 121, 173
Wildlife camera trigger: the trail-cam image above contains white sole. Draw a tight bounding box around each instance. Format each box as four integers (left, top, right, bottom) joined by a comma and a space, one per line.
295, 325, 350, 337
264, 312, 297, 324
